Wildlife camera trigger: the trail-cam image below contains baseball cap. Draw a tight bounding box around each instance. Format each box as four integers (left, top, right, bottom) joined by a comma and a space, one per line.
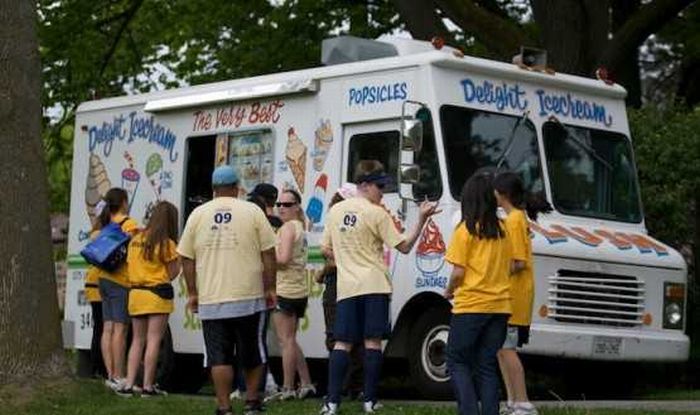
248, 183, 279, 204
355, 171, 393, 186
211, 165, 239, 186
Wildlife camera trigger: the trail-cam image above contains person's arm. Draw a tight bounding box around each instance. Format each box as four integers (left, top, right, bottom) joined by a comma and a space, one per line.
395, 200, 441, 254
261, 248, 277, 307
276, 222, 295, 265
181, 256, 198, 312
444, 265, 465, 299
166, 258, 181, 281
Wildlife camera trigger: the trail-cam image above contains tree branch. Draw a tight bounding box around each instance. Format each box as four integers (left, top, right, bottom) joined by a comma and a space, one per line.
97, 0, 144, 80
390, 0, 454, 43
600, 0, 694, 71
434, 0, 530, 58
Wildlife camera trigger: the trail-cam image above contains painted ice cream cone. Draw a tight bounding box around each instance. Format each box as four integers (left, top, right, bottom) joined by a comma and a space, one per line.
285, 127, 307, 193
85, 154, 112, 222
312, 120, 333, 171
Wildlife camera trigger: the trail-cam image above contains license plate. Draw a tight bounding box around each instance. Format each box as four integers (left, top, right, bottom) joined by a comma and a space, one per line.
592, 336, 622, 357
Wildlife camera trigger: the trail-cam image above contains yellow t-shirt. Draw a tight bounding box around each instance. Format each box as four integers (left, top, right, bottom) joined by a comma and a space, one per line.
100, 214, 139, 287
321, 197, 405, 301
276, 220, 308, 299
177, 197, 277, 305
505, 209, 534, 326
127, 233, 179, 316
445, 222, 512, 314
84, 230, 102, 302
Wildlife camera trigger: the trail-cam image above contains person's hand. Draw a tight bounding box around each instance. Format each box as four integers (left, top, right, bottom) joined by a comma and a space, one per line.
443, 287, 454, 300
418, 200, 442, 221
314, 269, 326, 284
187, 293, 199, 313
265, 289, 278, 309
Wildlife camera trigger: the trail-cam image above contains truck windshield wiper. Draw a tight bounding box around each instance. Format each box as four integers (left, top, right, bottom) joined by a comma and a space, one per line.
548, 115, 612, 172
496, 110, 530, 169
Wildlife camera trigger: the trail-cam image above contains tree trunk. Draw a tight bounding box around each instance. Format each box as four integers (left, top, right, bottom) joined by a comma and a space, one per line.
0, 0, 65, 382
611, 0, 642, 107
391, 0, 453, 42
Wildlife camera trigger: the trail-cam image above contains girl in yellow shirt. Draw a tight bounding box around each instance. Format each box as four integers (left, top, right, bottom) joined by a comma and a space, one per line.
269, 189, 315, 400
97, 188, 139, 389
444, 170, 511, 415
117, 201, 180, 397
493, 172, 551, 415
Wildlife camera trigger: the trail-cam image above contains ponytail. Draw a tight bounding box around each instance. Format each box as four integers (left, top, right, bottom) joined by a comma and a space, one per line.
99, 188, 129, 227
493, 172, 552, 221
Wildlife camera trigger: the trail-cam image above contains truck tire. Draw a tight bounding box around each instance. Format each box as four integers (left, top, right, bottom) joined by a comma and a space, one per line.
408, 308, 453, 400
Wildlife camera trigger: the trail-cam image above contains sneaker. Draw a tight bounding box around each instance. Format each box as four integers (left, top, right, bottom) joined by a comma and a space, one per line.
115, 385, 137, 398
319, 402, 338, 415
363, 401, 384, 413
264, 387, 295, 402
500, 402, 514, 415
243, 399, 266, 415
297, 384, 317, 399
104, 378, 123, 390
511, 402, 538, 415
230, 389, 243, 400
141, 385, 168, 397
214, 408, 233, 415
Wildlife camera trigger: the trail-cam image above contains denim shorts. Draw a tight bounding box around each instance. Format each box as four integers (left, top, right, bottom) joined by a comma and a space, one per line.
502, 325, 530, 349
334, 294, 390, 343
99, 279, 129, 323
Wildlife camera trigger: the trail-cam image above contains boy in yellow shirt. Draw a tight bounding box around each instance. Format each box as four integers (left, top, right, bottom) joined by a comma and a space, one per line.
320, 160, 439, 414
494, 172, 551, 415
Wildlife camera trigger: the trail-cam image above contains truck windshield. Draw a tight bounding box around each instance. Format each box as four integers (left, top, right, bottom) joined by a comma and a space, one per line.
543, 121, 642, 222
441, 105, 543, 199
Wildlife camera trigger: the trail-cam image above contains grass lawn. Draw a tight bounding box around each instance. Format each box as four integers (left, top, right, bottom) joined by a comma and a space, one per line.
1, 379, 697, 415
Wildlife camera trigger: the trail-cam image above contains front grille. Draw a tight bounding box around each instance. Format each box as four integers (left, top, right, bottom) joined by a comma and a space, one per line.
548, 270, 645, 327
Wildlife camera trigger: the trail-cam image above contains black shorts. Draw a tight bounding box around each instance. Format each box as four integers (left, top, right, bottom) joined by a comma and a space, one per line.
202, 312, 266, 369
275, 296, 308, 319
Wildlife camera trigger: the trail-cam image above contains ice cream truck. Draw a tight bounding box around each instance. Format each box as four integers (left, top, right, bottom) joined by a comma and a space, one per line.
62, 36, 689, 397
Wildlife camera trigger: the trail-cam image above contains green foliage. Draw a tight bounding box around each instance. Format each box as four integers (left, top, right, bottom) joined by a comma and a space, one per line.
629, 106, 700, 248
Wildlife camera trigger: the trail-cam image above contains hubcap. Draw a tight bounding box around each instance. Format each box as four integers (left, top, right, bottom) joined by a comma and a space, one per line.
421, 324, 450, 382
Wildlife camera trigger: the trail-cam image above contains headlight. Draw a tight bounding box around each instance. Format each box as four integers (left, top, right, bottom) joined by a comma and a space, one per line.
663, 282, 685, 330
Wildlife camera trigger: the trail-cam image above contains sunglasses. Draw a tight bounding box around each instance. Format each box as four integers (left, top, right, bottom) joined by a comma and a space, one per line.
275, 202, 298, 208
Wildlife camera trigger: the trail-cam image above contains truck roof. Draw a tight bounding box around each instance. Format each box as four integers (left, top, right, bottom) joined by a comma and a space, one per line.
77, 45, 627, 114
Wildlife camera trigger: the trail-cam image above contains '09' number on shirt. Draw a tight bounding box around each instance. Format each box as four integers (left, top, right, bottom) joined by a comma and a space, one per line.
214, 212, 232, 224
343, 213, 358, 227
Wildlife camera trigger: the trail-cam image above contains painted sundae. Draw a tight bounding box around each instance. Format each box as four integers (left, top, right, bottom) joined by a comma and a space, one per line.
285, 127, 307, 192
416, 219, 446, 276
121, 151, 140, 213
312, 119, 333, 171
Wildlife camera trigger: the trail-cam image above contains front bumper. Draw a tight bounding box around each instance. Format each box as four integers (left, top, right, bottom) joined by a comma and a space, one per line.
523, 323, 690, 361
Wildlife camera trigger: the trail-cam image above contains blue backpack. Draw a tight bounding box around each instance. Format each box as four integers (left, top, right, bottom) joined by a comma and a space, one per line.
80, 218, 131, 272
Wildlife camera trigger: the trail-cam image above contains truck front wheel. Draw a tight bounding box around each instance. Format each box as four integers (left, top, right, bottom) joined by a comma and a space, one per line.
408, 308, 453, 400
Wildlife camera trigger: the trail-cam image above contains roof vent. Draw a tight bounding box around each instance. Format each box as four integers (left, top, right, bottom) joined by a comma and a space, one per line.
321, 36, 398, 66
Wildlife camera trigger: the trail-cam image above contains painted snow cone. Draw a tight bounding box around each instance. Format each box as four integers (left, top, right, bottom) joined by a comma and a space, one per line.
146, 153, 164, 199
416, 219, 446, 276
306, 174, 328, 228
121, 152, 140, 213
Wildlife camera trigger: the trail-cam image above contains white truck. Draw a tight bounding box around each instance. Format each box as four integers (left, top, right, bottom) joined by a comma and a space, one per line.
63, 36, 689, 397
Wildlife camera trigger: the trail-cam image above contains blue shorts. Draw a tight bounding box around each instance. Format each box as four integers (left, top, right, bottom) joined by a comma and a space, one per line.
334, 294, 391, 343
99, 279, 129, 323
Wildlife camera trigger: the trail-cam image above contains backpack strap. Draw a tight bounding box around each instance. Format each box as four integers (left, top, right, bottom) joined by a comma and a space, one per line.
118, 217, 129, 226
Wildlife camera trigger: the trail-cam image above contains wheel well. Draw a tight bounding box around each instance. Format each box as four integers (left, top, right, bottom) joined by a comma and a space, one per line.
385, 292, 451, 358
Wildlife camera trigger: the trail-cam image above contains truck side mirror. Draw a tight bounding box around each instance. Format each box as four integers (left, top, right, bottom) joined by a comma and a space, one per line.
400, 164, 421, 184
401, 118, 423, 152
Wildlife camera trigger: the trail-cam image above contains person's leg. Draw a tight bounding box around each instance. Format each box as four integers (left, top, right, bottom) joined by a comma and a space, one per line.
236, 312, 267, 406
143, 314, 169, 390
90, 301, 106, 377
212, 365, 234, 410
323, 302, 336, 353
362, 338, 382, 406
347, 343, 364, 398
124, 316, 147, 388
498, 350, 513, 403
474, 314, 508, 415
293, 301, 312, 388
362, 294, 390, 407
447, 313, 486, 415
327, 296, 360, 406
112, 322, 128, 379
101, 320, 115, 380
273, 310, 298, 390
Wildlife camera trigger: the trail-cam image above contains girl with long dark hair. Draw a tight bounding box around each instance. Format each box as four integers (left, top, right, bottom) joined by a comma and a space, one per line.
99, 188, 139, 389
444, 170, 512, 415
493, 172, 551, 415
117, 201, 180, 396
